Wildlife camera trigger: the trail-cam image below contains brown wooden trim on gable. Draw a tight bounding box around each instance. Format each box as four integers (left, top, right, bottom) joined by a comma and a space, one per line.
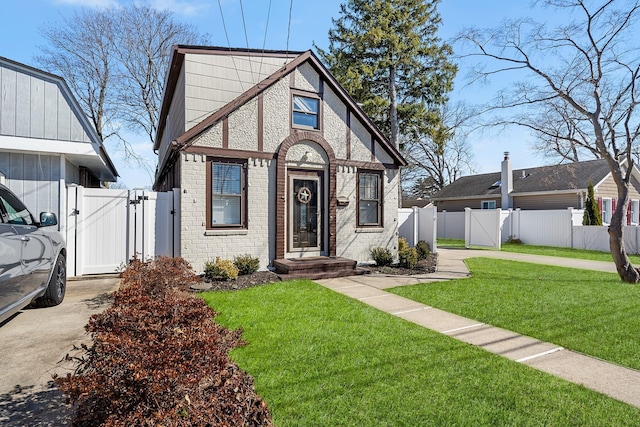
222, 118, 228, 149
155, 47, 407, 189
336, 159, 388, 170
302, 53, 406, 166
319, 79, 325, 137
155, 45, 303, 151
258, 93, 264, 151
173, 51, 313, 149
346, 111, 351, 160
371, 136, 376, 162
183, 145, 275, 160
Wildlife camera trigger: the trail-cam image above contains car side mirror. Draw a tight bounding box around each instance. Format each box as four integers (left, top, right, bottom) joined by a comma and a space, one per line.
40, 212, 58, 227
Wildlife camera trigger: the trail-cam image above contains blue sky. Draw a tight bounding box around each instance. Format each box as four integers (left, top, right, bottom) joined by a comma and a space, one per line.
0, 0, 554, 188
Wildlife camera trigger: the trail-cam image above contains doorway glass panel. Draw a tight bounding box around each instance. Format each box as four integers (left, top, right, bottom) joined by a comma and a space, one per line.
292, 178, 319, 249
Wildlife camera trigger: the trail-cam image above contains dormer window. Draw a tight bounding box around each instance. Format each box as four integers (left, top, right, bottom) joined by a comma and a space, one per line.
292, 94, 320, 129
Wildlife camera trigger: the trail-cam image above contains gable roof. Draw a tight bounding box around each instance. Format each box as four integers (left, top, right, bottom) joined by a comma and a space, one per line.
154, 45, 407, 184
0, 56, 118, 182
433, 158, 613, 200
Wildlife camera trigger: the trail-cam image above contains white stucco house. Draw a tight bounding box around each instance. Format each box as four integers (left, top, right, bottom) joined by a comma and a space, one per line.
0, 55, 118, 231
153, 45, 406, 275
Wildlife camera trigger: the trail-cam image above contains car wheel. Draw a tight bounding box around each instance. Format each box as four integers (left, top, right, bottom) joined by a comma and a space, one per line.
34, 254, 66, 307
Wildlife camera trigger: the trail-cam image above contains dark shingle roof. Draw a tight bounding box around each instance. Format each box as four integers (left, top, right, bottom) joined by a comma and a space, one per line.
433, 159, 610, 200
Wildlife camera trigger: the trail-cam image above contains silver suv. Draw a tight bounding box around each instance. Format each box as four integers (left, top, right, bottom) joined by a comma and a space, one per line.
0, 183, 66, 324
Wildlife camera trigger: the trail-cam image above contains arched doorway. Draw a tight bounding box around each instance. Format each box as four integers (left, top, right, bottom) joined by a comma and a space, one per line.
275, 131, 336, 260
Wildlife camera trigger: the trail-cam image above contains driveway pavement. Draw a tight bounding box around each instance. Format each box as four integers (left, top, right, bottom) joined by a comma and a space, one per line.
0, 276, 120, 426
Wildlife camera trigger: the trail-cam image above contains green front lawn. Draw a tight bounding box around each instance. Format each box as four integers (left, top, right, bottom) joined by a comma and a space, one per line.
500, 242, 640, 263
438, 238, 640, 264
390, 258, 640, 371
202, 280, 640, 425
436, 238, 466, 248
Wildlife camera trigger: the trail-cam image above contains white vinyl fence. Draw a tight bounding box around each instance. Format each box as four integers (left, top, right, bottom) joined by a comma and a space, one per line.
437, 211, 465, 240
65, 186, 179, 276
400, 205, 640, 254
464, 208, 506, 249
573, 225, 640, 253
397, 205, 437, 252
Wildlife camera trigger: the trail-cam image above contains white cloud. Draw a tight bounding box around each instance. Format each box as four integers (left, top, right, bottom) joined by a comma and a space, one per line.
52, 0, 120, 8
149, 0, 210, 16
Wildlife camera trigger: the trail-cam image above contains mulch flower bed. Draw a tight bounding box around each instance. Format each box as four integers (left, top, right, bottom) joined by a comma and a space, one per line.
365, 252, 438, 276
192, 271, 283, 292
193, 252, 438, 292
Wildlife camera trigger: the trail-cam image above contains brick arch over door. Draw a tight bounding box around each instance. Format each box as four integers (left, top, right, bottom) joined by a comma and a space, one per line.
276, 131, 337, 259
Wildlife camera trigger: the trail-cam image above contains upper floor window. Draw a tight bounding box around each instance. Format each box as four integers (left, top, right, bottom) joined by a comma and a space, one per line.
292, 95, 320, 129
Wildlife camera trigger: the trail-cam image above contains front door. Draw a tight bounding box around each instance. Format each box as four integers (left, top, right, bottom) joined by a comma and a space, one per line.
289, 171, 322, 255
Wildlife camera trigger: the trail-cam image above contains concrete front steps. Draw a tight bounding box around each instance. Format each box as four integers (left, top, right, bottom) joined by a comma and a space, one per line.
273, 256, 369, 280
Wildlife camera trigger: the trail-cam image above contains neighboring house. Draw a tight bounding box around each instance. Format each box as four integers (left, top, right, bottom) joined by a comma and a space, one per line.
153, 45, 407, 272
0, 56, 118, 231
432, 153, 640, 224
401, 197, 431, 208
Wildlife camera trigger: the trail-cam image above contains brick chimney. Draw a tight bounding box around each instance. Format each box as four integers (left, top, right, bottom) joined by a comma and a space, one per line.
501, 152, 512, 209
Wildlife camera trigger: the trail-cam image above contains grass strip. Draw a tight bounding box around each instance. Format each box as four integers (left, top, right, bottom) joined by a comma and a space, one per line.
500, 243, 640, 263
390, 258, 640, 371
437, 238, 640, 263
202, 280, 640, 426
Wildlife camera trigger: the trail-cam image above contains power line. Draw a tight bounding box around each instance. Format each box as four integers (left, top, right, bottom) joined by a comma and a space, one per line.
217, 0, 245, 91
238, 0, 255, 83
286, 0, 294, 53
258, 0, 273, 80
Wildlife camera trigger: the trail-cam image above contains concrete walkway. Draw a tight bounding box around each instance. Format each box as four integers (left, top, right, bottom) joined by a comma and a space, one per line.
317, 248, 640, 409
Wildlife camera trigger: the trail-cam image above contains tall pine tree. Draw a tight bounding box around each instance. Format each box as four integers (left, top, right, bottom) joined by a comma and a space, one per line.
583, 180, 602, 226
316, 0, 457, 149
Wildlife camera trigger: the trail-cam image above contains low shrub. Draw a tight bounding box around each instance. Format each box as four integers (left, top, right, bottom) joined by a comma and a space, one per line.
416, 240, 430, 260
370, 247, 394, 266
398, 237, 409, 253
204, 257, 239, 281
399, 246, 418, 269
55, 256, 272, 426
234, 254, 260, 276
506, 235, 523, 244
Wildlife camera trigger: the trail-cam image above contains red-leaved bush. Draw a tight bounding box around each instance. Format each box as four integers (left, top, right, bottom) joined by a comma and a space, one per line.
56, 257, 272, 426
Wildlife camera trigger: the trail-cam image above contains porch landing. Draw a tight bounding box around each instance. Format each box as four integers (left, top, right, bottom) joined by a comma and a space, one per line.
273, 256, 370, 281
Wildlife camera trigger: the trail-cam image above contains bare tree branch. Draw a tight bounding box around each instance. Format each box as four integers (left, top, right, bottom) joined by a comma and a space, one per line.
37, 2, 208, 177
458, 0, 640, 282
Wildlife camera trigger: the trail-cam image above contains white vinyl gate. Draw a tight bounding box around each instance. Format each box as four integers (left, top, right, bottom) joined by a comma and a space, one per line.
464, 207, 503, 249
65, 186, 179, 276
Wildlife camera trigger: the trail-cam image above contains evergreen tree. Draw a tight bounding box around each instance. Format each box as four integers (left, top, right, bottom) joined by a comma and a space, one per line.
583, 180, 602, 226
316, 0, 457, 149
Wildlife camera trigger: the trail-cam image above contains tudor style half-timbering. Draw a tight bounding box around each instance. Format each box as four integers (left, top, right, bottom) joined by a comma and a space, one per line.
154, 46, 406, 273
